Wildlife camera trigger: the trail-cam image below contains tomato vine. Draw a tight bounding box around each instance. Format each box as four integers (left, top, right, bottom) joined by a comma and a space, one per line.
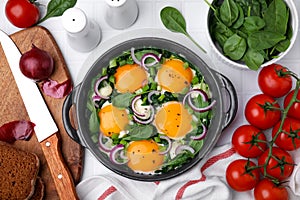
262, 74, 300, 182
229, 64, 300, 197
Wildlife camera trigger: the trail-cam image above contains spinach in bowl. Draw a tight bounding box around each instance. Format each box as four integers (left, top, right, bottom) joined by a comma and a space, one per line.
206, 0, 294, 70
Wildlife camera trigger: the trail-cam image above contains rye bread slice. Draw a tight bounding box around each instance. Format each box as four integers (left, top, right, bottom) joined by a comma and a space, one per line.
0, 141, 40, 200
30, 177, 44, 200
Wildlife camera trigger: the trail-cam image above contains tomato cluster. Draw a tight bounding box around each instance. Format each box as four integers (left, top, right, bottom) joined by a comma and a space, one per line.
227, 64, 300, 200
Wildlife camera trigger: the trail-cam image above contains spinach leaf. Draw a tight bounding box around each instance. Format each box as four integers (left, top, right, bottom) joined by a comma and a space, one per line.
243, 16, 265, 33
123, 124, 155, 141
158, 151, 194, 173
112, 93, 133, 108
223, 34, 247, 60
263, 0, 289, 35
219, 0, 239, 27
213, 21, 234, 47
39, 0, 77, 23
160, 6, 206, 53
275, 39, 290, 52
248, 31, 286, 50
235, 0, 263, 17
242, 49, 264, 70
89, 110, 99, 134
189, 140, 204, 154
232, 4, 244, 29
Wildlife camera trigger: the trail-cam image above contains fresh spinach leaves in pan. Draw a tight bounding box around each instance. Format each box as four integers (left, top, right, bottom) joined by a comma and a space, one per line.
206, 0, 292, 70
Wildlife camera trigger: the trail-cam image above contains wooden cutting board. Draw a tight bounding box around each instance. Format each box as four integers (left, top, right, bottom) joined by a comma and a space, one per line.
0, 26, 84, 199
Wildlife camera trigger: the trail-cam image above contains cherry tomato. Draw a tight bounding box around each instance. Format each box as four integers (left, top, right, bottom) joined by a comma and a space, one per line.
284, 89, 300, 121
272, 117, 300, 151
5, 0, 40, 28
258, 64, 292, 98
245, 94, 281, 130
258, 147, 294, 180
254, 178, 288, 200
226, 159, 260, 191
232, 125, 267, 158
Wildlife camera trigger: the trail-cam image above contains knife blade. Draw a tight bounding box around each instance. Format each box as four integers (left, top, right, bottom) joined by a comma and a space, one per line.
0, 30, 78, 200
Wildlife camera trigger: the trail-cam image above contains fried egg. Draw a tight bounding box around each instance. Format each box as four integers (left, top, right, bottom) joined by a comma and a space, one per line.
155, 101, 193, 139
114, 64, 148, 93
98, 104, 129, 137
126, 140, 164, 172
157, 59, 193, 93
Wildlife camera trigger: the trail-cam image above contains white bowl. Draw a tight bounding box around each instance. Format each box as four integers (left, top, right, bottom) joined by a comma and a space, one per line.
206, 0, 298, 70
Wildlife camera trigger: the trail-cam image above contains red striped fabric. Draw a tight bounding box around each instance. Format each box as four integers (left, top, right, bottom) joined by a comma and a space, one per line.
175, 147, 236, 200
97, 185, 117, 200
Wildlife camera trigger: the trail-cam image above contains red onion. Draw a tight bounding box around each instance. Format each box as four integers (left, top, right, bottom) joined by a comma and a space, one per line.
131, 47, 141, 65
148, 90, 160, 104
190, 124, 207, 140
183, 89, 209, 105
183, 89, 216, 112
94, 75, 110, 99
98, 132, 113, 153
132, 106, 155, 124
92, 95, 102, 108
109, 144, 128, 165
120, 150, 127, 160
0, 120, 35, 143
175, 145, 195, 155
159, 135, 172, 155
131, 47, 161, 68
188, 99, 217, 112
41, 79, 73, 99
131, 95, 146, 117
140, 53, 161, 69
19, 44, 54, 82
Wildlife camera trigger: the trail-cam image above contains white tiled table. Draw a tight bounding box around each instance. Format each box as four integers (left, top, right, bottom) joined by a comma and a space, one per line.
1, 0, 300, 197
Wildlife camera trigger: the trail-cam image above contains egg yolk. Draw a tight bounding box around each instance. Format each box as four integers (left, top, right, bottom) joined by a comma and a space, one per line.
155, 101, 193, 139
98, 104, 129, 137
126, 140, 164, 172
157, 59, 193, 93
114, 64, 148, 93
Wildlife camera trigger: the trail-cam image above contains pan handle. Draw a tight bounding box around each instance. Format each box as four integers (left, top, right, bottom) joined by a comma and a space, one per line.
62, 84, 86, 147
216, 73, 238, 130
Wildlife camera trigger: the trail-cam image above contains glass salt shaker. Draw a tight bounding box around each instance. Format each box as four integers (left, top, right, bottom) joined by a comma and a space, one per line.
105, 0, 139, 30
62, 7, 101, 52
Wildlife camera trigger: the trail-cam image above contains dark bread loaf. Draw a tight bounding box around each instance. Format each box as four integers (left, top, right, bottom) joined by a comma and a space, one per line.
0, 141, 40, 200
30, 177, 44, 200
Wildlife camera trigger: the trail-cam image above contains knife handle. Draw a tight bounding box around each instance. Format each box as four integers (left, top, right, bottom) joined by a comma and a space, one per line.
40, 133, 79, 200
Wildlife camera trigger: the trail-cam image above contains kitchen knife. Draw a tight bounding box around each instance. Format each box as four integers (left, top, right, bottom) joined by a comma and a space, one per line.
0, 30, 78, 200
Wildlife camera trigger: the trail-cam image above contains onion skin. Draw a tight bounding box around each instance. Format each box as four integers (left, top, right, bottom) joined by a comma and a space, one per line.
19, 44, 54, 82
0, 120, 35, 143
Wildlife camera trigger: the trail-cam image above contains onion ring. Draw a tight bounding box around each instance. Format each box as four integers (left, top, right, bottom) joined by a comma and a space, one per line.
147, 90, 160, 104
183, 89, 216, 113
98, 132, 113, 153
132, 106, 155, 124
159, 135, 172, 155
131, 47, 162, 68
190, 124, 207, 140
94, 75, 110, 99
109, 144, 128, 165
175, 145, 195, 155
